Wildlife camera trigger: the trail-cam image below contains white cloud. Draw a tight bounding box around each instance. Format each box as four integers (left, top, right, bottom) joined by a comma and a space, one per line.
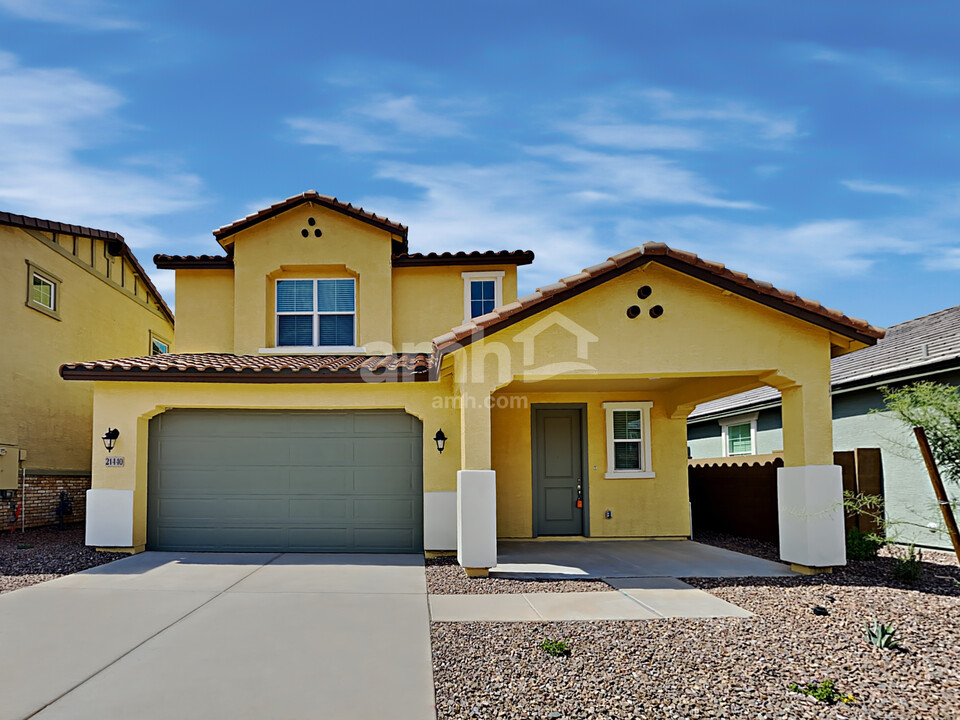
286, 93, 472, 154
841, 179, 911, 197
0, 0, 137, 30
559, 122, 704, 151
614, 215, 917, 288
0, 52, 203, 251
526, 145, 760, 209
800, 44, 959, 95
640, 89, 802, 142
359, 95, 466, 138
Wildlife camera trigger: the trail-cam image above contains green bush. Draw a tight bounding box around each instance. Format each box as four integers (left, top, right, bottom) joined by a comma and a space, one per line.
539, 638, 571, 657
788, 679, 855, 704
891, 545, 924, 585
846, 527, 883, 560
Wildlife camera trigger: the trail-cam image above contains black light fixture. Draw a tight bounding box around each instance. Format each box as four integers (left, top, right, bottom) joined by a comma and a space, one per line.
433, 428, 447, 454
102, 428, 120, 453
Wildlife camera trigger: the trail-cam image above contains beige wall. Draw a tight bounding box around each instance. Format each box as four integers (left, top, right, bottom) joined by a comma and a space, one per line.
173, 269, 234, 353
392, 264, 518, 351
0, 225, 174, 473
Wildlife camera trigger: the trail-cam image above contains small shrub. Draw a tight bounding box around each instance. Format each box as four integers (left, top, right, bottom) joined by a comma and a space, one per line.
864, 619, 900, 650
845, 527, 883, 560
539, 638, 571, 657
788, 679, 854, 704
891, 545, 924, 585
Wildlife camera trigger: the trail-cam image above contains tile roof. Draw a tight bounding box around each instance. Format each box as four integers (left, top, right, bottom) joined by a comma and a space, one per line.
60, 353, 433, 383
1, 210, 174, 324
689, 303, 960, 420
392, 250, 534, 267
213, 191, 408, 243
433, 242, 885, 353
154, 254, 234, 269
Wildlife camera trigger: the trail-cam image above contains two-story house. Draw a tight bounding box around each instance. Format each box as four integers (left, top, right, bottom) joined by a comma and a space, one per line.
61, 191, 883, 574
1, 211, 174, 528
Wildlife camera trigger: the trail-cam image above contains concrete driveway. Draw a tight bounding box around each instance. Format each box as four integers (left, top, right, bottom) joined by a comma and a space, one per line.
0, 553, 435, 720
493, 540, 796, 578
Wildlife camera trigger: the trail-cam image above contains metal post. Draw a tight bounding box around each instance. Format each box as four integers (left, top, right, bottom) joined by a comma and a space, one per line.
914, 426, 960, 563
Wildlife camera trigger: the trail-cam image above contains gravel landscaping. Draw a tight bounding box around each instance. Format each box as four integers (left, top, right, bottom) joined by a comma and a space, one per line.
426, 555, 612, 595
0, 524, 125, 594
431, 536, 960, 719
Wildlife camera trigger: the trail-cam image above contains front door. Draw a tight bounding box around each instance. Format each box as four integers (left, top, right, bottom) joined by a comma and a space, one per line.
534, 408, 584, 536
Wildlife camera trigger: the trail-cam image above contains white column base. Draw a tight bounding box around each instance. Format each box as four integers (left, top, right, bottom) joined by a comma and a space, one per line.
457, 470, 497, 569
85, 489, 134, 548
777, 465, 846, 567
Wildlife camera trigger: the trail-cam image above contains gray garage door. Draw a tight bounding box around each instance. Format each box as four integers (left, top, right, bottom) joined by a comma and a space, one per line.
147, 409, 423, 552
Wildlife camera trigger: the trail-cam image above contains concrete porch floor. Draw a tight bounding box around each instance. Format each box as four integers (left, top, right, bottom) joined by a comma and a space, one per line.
492, 540, 796, 579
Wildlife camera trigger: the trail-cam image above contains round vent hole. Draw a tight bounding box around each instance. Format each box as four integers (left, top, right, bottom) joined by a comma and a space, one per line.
638, 285, 652, 299
307, 217, 316, 226
300, 229, 309, 238
650, 305, 664, 318
626, 305, 641, 319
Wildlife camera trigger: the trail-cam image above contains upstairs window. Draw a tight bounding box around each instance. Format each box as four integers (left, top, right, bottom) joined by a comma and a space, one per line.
150, 332, 170, 355
25, 261, 61, 320
462, 271, 504, 321
276, 278, 356, 348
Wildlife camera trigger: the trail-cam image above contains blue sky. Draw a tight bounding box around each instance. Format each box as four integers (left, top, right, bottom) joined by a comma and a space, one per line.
1, 1, 958, 326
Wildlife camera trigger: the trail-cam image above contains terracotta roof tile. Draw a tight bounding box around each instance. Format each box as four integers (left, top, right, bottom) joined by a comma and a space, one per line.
154, 254, 234, 269
433, 242, 885, 353
214, 191, 408, 243
392, 250, 534, 267
60, 353, 433, 383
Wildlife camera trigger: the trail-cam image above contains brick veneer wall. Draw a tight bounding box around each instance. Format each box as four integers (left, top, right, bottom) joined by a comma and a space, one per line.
3, 475, 90, 530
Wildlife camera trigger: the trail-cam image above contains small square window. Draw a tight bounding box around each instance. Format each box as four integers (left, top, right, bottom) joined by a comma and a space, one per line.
462, 271, 504, 322
720, 413, 758, 457
25, 262, 61, 320
150, 334, 170, 355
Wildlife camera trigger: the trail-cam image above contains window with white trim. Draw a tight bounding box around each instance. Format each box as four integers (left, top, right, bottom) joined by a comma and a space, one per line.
462, 271, 503, 321
25, 261, 61, 320
150, 333, 170, 355
720, 413, 758, 457
276, 278, 356, 348
603, 402, 654, 478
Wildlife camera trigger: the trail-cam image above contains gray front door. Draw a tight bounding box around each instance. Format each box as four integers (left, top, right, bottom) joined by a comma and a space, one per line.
147, 409, 423, 552
534, 408, 584, 536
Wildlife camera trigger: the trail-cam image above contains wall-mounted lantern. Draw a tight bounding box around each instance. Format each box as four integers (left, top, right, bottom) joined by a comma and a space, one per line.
433, 428, 447, 454
102, 428, 120, 453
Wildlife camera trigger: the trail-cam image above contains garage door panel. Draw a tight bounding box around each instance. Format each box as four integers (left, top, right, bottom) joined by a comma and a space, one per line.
352, 412, 419, 434
289, 498, 348, 520
352, 469, 418, 494
288, 437, 356, 465
353, 437, 420, 464
354, 498, 416, 521
158, 437, 292, 467
148, 410, 423, 552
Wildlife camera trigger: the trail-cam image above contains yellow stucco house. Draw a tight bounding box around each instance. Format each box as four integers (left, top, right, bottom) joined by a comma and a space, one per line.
1, 211, 174, 528
61, 192, 884, 573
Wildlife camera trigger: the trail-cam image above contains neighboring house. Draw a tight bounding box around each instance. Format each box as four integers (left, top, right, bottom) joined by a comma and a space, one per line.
0, 211, 175, 528
61, 191, 883, 573
688, 304, 960, 550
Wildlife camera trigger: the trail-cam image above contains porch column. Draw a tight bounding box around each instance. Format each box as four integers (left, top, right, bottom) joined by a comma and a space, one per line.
457, 383, 497, 576
778, 381, 845, 573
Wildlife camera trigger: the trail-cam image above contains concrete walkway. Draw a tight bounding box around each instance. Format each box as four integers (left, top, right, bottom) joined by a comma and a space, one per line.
493, 540, 795, 579
429, 577, 751, 622
0, 553, 435, 720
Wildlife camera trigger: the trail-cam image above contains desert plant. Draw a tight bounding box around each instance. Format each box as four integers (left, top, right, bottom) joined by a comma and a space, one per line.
864, 619, 900, 650
539, 638, 571, 657
788, 679, 854, 704
845, 526, 883, 560
891, 544, 924, 585
879, 382, 960, 486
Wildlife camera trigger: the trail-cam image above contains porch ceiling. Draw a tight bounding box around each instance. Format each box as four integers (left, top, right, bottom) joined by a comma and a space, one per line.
494, 373, 766, 399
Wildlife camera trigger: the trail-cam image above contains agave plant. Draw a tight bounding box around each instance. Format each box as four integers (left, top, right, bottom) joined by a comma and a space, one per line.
864, 619, 900, 650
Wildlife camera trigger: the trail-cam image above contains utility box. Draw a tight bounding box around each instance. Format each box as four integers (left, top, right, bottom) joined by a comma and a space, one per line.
0, 444, 20, 490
